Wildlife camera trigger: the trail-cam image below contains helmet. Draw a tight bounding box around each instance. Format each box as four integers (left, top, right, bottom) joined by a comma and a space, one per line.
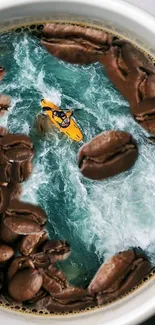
53, 111, 66, 119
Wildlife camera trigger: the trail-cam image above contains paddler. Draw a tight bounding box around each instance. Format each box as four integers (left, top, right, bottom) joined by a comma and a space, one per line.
52, 109, 73, 128
41, 99, 73, 128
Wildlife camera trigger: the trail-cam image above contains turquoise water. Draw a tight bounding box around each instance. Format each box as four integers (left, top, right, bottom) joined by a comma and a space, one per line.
1, 31, 155, 286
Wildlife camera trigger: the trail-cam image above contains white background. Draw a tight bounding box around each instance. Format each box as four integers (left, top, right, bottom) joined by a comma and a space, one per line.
127, 0, 155, 16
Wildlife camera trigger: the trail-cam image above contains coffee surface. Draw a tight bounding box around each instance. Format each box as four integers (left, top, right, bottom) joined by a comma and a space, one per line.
0, 30, 155, 288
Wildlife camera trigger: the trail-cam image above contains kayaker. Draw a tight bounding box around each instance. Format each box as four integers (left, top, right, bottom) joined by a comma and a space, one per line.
41, 99, 73, 128
52, 109, 73, 128
40, 99, 83, 142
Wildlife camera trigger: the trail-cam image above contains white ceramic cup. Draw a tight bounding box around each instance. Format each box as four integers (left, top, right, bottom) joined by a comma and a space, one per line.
0, 1, 155, 324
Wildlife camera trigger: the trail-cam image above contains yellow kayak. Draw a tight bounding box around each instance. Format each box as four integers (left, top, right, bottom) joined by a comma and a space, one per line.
40, 99, 83, 142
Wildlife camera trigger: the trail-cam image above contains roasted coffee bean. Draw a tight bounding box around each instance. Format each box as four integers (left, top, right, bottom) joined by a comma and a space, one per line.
78, 131, 138, 180
0, 221, 20, 244
132, 97, 155, 134
0, 94, 11, 116
9, 183, 22, 200
32, 252, 51, 269
4, 148, 32, 163
101, 46, 128, 100
1, 167, 27, 186
42, 240, 71, 263
1, 208, 45, 242
41, 23, 111, 64
3, 216, 42, 235
103, 40, 155, 129
8, 268, 43, 302
40, 266, 69, 294
42, 23, 110, 42
0, 134, 33, 150
0, 134, 34, 163
0, 185, 13, 213
36, 294, 95, 312
0, 133, 34, 183
28, 288, 47, 304
0, 292, 22, 307
10, 160, 33, 183
19, 231, 48, 256
2, 200, 46, 236
126, 68, 147, 109
102, 47, 147, 109
104, 41, 155, 131
139, 74, 155, 99
7, 256, 34, 282
0, 182, 21, 213
97, 259, 151, 305
2, 199, 47, 236
88, 249, 152, 305
5, 200, 47, 226
0, 244, 14, 263
52, 287, 91, 303
113, 40, 155, 72
0, 163, 12, 182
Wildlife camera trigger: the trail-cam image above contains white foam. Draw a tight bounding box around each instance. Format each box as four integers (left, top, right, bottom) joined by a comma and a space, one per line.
13, 35, 62, 106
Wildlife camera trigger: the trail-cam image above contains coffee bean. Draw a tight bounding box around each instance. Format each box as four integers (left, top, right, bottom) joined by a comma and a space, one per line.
78, 131, 138, 180
88, 249, 152, 305
0, 244, 14, 263
8, 269, 43, 302
41, 23, 111, 64
133, 97, 155, 134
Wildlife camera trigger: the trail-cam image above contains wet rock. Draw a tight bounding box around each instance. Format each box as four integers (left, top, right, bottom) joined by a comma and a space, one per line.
35, 113, 54, 134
